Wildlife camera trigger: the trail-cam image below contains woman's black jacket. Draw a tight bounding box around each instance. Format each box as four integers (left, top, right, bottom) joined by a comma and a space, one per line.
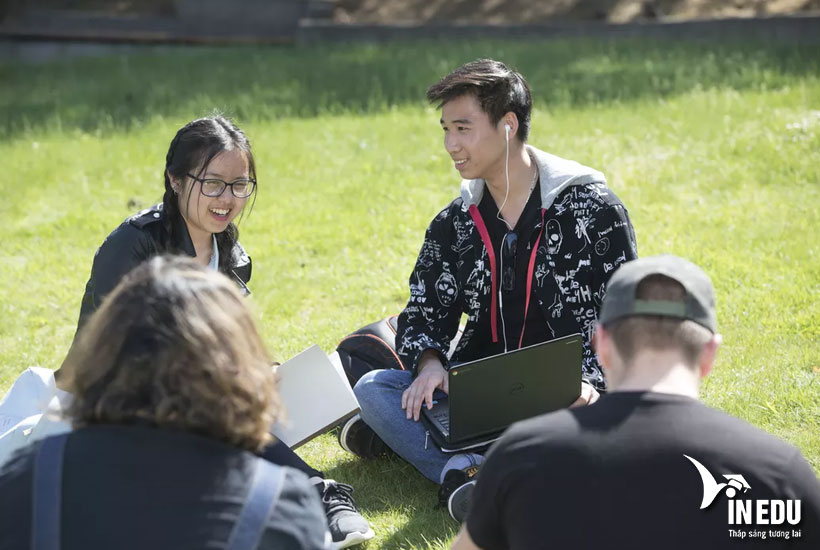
74, 203, 251, 332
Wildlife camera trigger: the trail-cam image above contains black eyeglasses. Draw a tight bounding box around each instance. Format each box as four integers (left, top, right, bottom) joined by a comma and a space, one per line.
186, 173, 257, 198
502, 231, 517, 292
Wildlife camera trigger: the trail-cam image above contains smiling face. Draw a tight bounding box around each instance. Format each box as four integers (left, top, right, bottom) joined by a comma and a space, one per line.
172, 148, 250, 243
440, 93, 508, 182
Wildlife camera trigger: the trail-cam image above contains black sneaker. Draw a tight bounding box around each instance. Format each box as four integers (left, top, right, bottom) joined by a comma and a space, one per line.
316, 479, 374, 548
437, 463, 480, 521
338, 414, 393, 459
447, 480, 476, 523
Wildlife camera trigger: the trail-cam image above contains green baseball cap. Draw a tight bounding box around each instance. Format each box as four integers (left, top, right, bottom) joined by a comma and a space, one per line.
599, 255, 717, 333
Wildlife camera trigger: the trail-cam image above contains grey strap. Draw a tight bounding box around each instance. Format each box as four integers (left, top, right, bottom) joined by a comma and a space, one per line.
225, 459, 285, 550
32, 436, 283, 550
32, 433, 69, 550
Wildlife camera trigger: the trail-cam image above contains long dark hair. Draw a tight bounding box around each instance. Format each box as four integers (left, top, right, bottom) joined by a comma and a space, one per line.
162, 115, 257, 272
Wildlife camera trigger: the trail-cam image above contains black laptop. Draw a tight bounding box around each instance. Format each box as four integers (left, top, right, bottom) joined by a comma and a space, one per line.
421, 333, 583, 452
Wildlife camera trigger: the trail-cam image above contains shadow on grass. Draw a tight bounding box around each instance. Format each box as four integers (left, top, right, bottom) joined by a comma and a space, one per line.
325, 455, 459, 549
1, 37, 819, 139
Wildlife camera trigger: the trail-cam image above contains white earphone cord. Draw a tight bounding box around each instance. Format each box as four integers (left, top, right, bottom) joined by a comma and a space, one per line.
499, 250, 509, 352
496, 125, 513, 232
498, 123, 511, 352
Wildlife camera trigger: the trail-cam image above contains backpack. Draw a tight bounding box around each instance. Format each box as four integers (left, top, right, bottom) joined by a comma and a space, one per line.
336, 315, 463, 387
336, 316, 405, 388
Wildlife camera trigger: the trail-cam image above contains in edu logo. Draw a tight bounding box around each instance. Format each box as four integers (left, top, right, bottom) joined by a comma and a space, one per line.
684, 455, 801, 525
684, 454, 751, 509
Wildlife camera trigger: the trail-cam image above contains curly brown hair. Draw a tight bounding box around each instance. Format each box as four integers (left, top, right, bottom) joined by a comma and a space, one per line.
62, 255, 279, 452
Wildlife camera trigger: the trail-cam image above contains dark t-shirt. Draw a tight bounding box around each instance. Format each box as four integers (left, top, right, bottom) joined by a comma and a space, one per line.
0, 424, 330, 550
467, 392, 820, 550
476, 180, 547, 353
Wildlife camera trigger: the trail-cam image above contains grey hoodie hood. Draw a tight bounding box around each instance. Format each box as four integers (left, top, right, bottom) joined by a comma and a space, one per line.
459, 145, 606, 211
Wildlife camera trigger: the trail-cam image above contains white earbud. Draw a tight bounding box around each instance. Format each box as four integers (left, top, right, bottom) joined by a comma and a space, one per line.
504, 124, 511, 141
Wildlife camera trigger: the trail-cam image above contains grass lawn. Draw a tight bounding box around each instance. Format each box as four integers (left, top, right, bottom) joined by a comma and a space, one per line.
1, 37, 819, 549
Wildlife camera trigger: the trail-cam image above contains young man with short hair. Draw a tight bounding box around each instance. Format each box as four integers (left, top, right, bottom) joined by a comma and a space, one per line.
341, 59, 638, 512
452, 255, 820, 549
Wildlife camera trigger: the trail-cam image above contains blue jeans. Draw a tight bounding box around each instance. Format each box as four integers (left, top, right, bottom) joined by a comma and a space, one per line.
354, 369, 459, 483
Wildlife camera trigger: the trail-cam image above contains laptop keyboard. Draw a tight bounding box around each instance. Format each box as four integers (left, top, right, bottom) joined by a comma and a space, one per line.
432, 409, 450, 430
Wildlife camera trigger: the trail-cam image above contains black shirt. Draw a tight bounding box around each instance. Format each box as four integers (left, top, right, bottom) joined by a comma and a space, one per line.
476, 180, 547, 353
467, 392, 820, 549
0, 425, 329, 550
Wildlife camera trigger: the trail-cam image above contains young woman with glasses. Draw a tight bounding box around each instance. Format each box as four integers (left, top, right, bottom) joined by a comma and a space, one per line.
60, 115, 373, 549
73, 115, 257, 330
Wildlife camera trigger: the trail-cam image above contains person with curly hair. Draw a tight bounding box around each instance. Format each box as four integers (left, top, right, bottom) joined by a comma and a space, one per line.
21, 115, 370, 548
0, 256, 332, 549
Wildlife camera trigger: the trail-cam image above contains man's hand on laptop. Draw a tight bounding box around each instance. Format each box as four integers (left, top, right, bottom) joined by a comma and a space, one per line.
402, 351, 449, 421
570, 382, 600, 408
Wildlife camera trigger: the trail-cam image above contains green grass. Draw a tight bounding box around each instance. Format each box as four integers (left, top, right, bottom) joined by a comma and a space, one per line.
1, 37, 819, 549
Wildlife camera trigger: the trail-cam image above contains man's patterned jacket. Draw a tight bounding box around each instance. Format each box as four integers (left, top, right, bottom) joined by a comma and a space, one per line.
396, 146, 638, 391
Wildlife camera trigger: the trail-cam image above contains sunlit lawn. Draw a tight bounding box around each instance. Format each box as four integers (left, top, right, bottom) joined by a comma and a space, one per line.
1, 37, 819, 549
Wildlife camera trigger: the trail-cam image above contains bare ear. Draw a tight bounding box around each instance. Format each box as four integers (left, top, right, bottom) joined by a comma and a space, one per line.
698, 333, 722, 379
593, 324, 611, 371
167, 171, 181, 194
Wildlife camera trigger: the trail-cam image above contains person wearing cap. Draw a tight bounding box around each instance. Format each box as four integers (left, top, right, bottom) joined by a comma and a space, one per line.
451, 254, 820, 550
